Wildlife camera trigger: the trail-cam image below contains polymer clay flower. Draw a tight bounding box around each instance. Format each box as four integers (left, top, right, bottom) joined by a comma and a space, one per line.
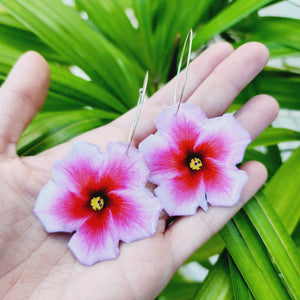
139, 103, 251, 216
34, 141, 161, 265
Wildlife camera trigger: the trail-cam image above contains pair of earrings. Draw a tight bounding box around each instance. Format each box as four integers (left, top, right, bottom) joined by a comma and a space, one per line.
34, 30, 250, 265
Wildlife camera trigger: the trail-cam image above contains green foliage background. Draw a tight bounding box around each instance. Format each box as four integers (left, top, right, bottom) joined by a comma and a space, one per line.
0, 0, 299, 299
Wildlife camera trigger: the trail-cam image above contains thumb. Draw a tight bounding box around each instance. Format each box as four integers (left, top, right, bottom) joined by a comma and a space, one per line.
0, 51, 50, 157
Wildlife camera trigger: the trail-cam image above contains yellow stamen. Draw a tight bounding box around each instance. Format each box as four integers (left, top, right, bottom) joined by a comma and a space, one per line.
189, 157, 203, 171
90, 196, 104, 211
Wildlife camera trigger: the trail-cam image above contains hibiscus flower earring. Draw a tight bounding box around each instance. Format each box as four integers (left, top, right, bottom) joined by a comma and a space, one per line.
34, 73, 162, 265
139, 30, 251, 216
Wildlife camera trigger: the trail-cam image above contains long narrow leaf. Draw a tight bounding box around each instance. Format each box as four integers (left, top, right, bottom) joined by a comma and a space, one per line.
220, 220, 279, 299
235, 16, 300, 52
193, 0, 273, 47
228, 254, 254, 300
187, 233, 224, 263
0, 45, 127, 114
264, 146, 300, 233
233, 210, 290, 299
48, 64, 127, 113
0, 0, 142, 107
18, 109, 118, 155
0, 12, 68, 64
158, 276, 199, 300
236, 69, 300, 110
193, 251, 233, 300
244, 192, 300, 299
75, 0, 147, 70
244, 149, 279, 177
292, 222, 300, 250
249, 127, 300, 148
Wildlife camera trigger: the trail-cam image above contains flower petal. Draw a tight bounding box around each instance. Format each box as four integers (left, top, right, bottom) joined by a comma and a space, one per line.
155, 176, 207, 216
34, 181, 92, 233
108, 188, 161, 243
53, 141, 103, 195
54, 141, 149, 198
139, 134, 183, 183
140, 104, 207, 184
103, 141, 149, 188
155, 103, 207, 137
140, 104, 250, 216
204, 160, 248, 207
68, 209, 119, 265
196, 114, 251, 165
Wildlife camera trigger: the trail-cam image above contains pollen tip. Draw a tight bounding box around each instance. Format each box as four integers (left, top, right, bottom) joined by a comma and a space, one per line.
90, 196, 104, 211
189, 157, 203, 171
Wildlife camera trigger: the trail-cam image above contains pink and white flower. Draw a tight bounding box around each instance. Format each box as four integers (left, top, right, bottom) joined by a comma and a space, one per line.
139, 103, 251, 216
34, 141, 161, 265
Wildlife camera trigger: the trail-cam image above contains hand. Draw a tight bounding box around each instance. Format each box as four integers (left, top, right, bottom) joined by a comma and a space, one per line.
0, 42, 278, 299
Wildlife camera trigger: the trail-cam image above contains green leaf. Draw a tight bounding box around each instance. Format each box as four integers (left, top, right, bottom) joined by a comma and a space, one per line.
266, 144, 282, 171
187, 233, 224, 263
158, 270, 200, 300
75, 0, 147, 70
48, 63, 127, 113
132, 0, 154, 65
236, 69, 300, 110
0, 0, 142, 107
18, 109, 118, 155
235, 16, 300, 52
158, 282, 199, 300
244, 192, 300, 299
0, 45, 19, 75
233, 210, 291, 299
264, 146, 300, 233
129, 0, 214, 84
249, 127, 300, 148
0, 11, 25, 29
0, 44, 127, 114
0, 12, 69, 64
149, 0, 213, 80
193, 0, 273, 47
233, 40, 300, 59
193, 251, 233, 300
244, 149, 280, 178
292, 221, 300, 250
220, 219, 281, 299
267, 43, 300, 59
228, 254, 254, 300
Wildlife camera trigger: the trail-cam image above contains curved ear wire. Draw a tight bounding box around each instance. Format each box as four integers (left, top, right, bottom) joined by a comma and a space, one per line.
126, 71, 149, 153
173, 29, 193, 113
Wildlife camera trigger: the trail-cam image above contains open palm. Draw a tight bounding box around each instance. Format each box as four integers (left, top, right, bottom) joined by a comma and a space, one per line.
0, 42, 279, 299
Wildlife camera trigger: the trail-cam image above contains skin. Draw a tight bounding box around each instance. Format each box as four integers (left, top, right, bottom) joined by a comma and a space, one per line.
0, 42, 279, 300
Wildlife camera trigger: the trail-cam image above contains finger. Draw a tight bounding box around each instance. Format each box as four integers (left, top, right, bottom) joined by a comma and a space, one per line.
0, 51, 50, 156
113, 42, 234, 142
189, 42, 269, 117
165, 160, 267, 268
235, 94, 279, 140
